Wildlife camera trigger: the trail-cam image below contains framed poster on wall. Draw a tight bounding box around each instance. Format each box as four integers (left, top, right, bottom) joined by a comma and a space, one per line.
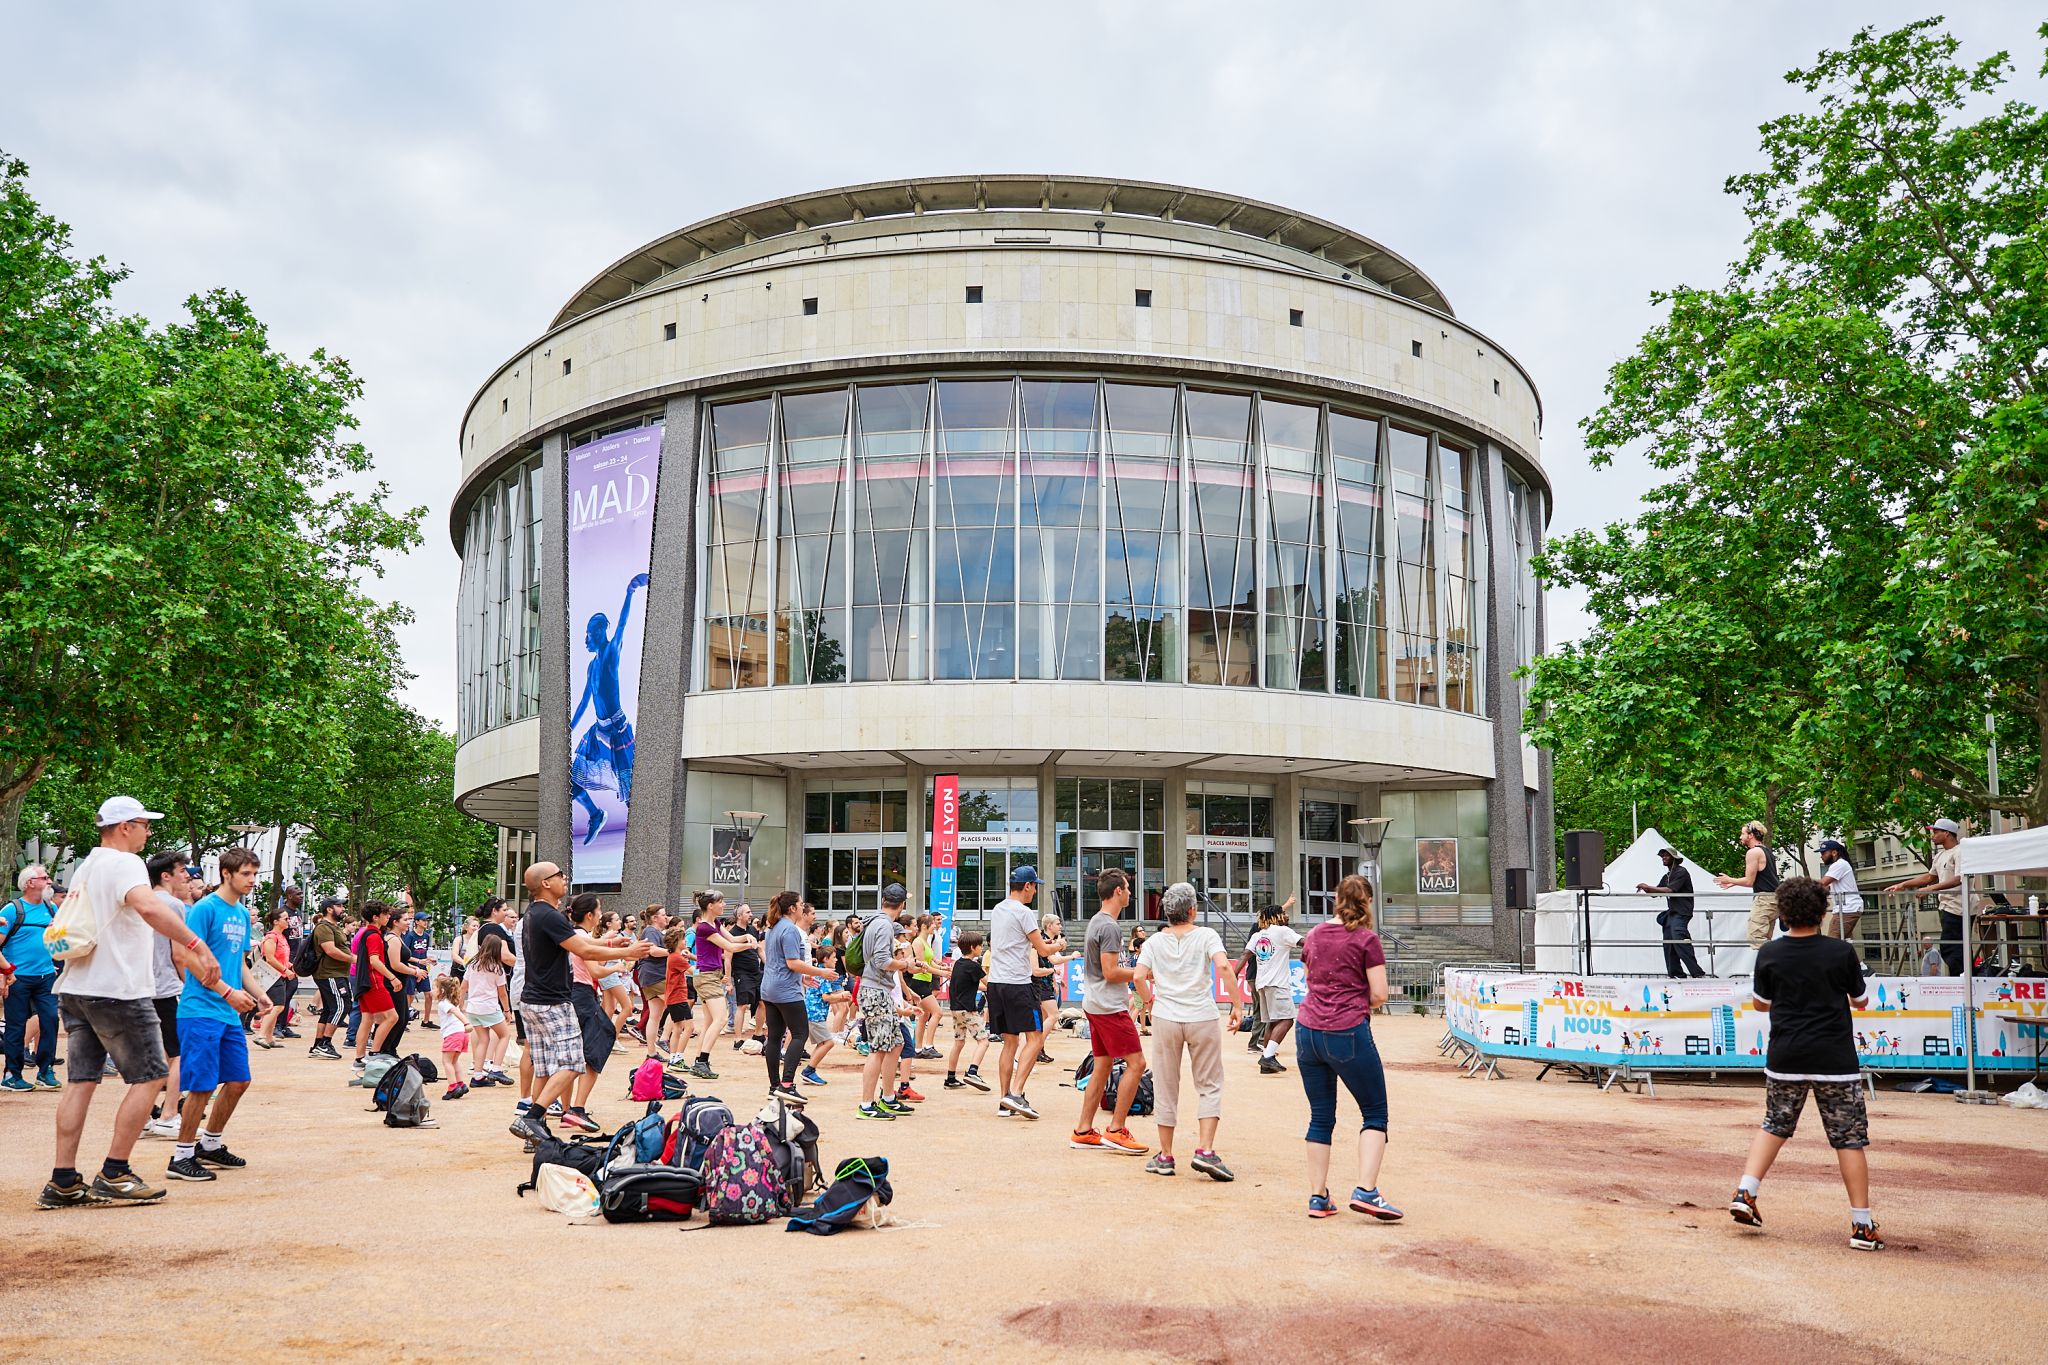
1416, 837, 1459, 894
710, 828, 752, 887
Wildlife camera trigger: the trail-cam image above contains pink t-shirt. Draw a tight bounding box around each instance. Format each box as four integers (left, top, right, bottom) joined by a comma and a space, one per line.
1296, 921, 1387, 1033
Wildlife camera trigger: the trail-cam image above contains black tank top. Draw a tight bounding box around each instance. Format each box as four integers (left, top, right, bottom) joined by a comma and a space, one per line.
1752, 848, 1779, 894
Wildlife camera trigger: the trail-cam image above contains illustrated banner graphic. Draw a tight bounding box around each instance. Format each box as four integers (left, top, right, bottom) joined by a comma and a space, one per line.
930, 773, 960, 955
566, 424, 663, 883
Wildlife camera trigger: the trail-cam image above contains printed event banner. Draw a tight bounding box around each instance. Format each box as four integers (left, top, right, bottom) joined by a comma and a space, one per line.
565, 424, 663, 883
1445, 967, 2046, 1072
929, 774, 960, 956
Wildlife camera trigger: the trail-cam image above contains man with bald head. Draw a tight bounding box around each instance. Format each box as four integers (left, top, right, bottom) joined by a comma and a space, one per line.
509, 861, 654, 1146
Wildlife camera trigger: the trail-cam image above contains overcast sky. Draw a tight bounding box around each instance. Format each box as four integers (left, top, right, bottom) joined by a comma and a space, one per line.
6, 5, 2037, 729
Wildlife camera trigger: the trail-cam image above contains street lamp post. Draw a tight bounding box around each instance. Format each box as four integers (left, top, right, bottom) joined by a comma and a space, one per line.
1348, 816, 1393, 922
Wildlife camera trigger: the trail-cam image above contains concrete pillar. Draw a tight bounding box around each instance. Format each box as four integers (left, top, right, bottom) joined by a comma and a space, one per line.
1164, 765, 1191, 896
1274, 772, 1302, 910
537, 432, 572, 864
619, 398, 703, 915
1480, 442, 1536, 959
1036, 756, 1058, 917
783, 769, 806, 893
903, 760, 927, 910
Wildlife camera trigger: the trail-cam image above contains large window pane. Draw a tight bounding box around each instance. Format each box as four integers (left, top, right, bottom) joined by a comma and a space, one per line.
1020, 380, 1100, 680
1389, 425, 1437, 705
934, 380, 1015, 680
707, 400, 772, 690
1261, 398, 1325, 691
775, 390, 848, 684
1441, 442, 1481, 715
1186, 391, 1256, 686
1104, 384, 1180, 681
851, 384, 928, 681
1331, 411, 1387, 699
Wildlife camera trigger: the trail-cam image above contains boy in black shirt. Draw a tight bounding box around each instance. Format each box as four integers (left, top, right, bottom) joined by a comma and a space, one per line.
1729, 876, 1882, 1250
943, 933, 992, 1092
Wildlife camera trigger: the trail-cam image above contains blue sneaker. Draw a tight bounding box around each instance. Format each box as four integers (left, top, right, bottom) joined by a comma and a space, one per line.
800, 1066, 827, 1086
0, 1074, 34, 1094
35, 1067, 61, 1091
1308, 1193, 1337, 1218
1350, 1187, 1404, 1221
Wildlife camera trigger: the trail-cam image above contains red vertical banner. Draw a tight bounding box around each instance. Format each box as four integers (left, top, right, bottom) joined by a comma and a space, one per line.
930, 773, 961, 954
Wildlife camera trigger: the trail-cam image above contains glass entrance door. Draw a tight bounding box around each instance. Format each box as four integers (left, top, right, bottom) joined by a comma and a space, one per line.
803, 842, 910, 913
1081, 846, 1139, 919
1302, 852, 1357, 919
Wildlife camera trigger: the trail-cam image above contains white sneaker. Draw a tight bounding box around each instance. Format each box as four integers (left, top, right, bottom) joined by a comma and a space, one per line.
142, 1116, 181, 1140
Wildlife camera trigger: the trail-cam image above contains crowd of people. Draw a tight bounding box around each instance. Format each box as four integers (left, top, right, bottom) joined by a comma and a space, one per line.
6, 791, 1887, 1247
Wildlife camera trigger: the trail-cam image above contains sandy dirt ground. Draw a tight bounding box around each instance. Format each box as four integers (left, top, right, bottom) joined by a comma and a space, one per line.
1, 1010, 2041, 1363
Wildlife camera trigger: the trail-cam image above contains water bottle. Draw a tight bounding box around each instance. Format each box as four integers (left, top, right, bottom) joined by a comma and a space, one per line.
2030, 895, 2041, 915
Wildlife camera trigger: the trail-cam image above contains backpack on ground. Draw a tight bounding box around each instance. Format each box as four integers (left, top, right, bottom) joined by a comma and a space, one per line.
1071, 1055, 1153, 1118
599, 1100, 673, 1177
627, 1056, 667, 1103
353, 1053, 400, 1090
379, 1058, 434, 1128
787, 1155, 893, 1236
518, 1132, 611, 1196
755, 1096, 823, 1197
290, 932, 323, 978
703, 1122, 796, 1225
668, 1095, 734, 1178
534, 1164, 600, 1217
598, 1163, 702, 1223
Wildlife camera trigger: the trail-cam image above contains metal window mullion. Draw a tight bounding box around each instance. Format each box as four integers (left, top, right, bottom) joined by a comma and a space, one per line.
1379, 419, 1401, 701
1429, 433, 1449, 710
763, 396, 780, 690
1096, 379, 1109, 681
693, 418, 713, 692
1250, 395, 1267, 691
842, 387, 857, 680
1319, 405, 1337, 696
925, 379, 939, 682
1009, 376, 1021, 681
1175, 383, 1190, 686
1471, 448, 1489, 718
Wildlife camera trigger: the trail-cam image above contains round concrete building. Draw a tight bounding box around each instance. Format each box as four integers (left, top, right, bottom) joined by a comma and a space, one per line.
451, 174, 1552, 954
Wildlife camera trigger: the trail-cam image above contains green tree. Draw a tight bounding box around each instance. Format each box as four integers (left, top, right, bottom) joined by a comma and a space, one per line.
0, 151, 421, 869
1530, 20, 2048, 848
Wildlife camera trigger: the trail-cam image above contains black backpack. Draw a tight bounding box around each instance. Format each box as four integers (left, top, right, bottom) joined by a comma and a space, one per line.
517, 1132, 611, 1196
1072, 1054, 1154, 1118
290, 931, 323, 978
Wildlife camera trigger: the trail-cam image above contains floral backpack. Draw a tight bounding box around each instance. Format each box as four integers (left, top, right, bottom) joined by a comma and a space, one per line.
702, 1122, 795, 1225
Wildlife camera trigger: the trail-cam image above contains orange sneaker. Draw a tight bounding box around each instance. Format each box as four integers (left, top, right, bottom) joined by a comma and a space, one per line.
896, 1084, 925, 1104
1069, 1128, 1105, 1150
1102, 1127, 1150, 1155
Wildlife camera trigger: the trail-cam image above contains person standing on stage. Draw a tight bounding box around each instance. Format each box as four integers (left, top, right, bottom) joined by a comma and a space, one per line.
1636, 848, 1705, 979
1715, 821, 1781, 950
1816, 839, 1865, 946
1881, 819, 1965, 976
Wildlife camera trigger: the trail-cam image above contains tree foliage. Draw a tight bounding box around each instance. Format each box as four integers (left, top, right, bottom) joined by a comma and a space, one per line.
1531, 19, 2048, 857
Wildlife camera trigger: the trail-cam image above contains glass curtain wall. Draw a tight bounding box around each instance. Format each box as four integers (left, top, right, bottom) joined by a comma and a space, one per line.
1103, 384, 1180, 681
1506, 472, 1539, 675
1330, 412, 1387, 699
851, 384, 929, 681
1185, 390, 1258, 686
1260, 399, 1326, 690
1389, 425, 1438, 706
1020, 381, 1101, 679
1439, 441, 1483, 714
933, 381, 1016, 680
775, 389, 849, 683
456, 453, 543, 741
704, 400, 772, 688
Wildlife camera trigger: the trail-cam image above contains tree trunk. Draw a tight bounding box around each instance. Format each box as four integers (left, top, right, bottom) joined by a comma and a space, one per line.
270, 824, 290, 911
0, 781, 26, 878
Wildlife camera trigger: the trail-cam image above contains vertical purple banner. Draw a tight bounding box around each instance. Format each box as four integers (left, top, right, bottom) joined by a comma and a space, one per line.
565, 424, 663, 883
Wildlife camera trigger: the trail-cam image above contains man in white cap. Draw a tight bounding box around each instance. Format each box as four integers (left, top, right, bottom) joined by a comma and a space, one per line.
41, 797, 224, 1209
1883, 819, 1966, 975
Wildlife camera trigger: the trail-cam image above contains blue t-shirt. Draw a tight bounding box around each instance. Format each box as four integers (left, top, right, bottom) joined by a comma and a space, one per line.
0, 897, 58, 978
179, 892, 251, 1023
760, 917, 807, 1004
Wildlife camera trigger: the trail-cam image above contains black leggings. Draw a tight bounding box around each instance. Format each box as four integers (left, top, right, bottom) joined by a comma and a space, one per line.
763, 998, 810, 1088
317, 977, 344, 1025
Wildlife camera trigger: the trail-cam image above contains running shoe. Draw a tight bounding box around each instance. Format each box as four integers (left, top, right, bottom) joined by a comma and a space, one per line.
1101, 1127, 1148, 1156
1849, 1221, 1885, 1252
1308, 1193, 1337, 1219
312, 1041, 342, 1059
561, 1107, 600, 1134
508, 1111, 550, 1145
444, 1084, 469, 1101
165, 1156, 216, 1182
944, 1076, 966, 1089
89, 1170, 166, 1204
800, 1067, 828, 1087
0, 1074, 34, 1094
1000, 1093, 1040, 1120
35, 1067, 62, 1090
1070, 1128, 1105, 1150
960, 1070, 991, 1093
469, 1073, 497, 1088
1258, 1056, 1286, 1075
37, 1178, 107, 1209
1190, 1149, 1235, 1182
350, 1058, 366, 1073
770, 1084, 806, 1105
513, 1098, 532, 1114
278, 1027, 302, 1039
141, 1116, 181, 1140
546, 1100, 564, 1117
879, 1097, 914, 1117
857, 1102, 895, 1121
895, 1084, 925, 1103
486, 1067, 515, 1085
1350, 1187, 1403, 1221
1144, 1153, 1176, 1177
623, 1023, 646, 1043
1729, 1189, 1762, 1228
1037, 1051, 1055, 1065
196, 1144, 246, 1169
916, 1047, 942, 1060
690, 1059, 719, 1081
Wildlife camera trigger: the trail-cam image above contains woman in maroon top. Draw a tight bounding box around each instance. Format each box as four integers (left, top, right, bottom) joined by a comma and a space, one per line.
1295, 875, 1400, 1221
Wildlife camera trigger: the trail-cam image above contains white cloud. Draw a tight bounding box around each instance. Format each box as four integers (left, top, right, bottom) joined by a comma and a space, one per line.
5, 2, 2036, 723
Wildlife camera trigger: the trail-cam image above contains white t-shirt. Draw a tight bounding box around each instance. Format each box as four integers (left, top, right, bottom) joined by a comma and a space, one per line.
1139, 926, 1225, 1024
1821, 859, 1864, 917
987, 897, 1038, 985
1245, 924, 1302, 991
436, 999, 467, 1039
151, 890, 185, 998
52, 847, 155, 1000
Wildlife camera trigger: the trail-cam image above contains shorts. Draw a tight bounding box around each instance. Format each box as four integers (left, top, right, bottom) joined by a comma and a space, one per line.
696, 970, 727, 1003
1087, 1008, 1143, 1059
153, 995, 182, 1059
1033, 976, 1057, 1002
951, 1009, 987, 1042
733, 977, 761, 1009
266, 977, 295, 1009
519, 1001, 586, 1078
1762, 1078, 1868, 1149
573, 986, 616, 1070
441, 1030, 469, 1055
177, 1015, 252, 1093
986, 981, 1043, 1038
597, 972, 629, 994
905, 974, 936, 999
467, 1002, 506, 1028
61, 994, 169, 1086
664, 1001, 693, 1025
858, 985, 902, 1052
1258, 983, 1298, 1022
807, 1020, 836, 1046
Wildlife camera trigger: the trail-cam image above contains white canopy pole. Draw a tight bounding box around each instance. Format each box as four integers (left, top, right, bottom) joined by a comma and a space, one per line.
1961, 875, 1981, 1102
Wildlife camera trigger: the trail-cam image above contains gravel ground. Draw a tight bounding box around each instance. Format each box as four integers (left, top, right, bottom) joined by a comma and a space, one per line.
0, 1012, 2037, 1363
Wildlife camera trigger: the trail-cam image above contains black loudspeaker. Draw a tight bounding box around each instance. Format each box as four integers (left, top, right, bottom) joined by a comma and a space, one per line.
1505, 867, 1534, 910
1562, 830, 1605, 891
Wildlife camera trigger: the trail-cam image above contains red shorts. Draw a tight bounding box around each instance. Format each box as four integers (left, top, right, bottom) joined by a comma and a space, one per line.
358, 983, 394, 1014
1087, 1008, 1142, 1059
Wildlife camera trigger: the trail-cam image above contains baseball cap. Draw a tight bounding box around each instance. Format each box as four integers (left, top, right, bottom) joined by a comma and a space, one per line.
97, 795, 165, 825
1930, 818, 1962, 836
1009, 864, 1042, 887
880, 882, 907, 905
1817, 838, 1847, 855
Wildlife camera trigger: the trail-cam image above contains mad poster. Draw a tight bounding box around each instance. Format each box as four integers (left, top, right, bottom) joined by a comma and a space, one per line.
566, 424, 662, 883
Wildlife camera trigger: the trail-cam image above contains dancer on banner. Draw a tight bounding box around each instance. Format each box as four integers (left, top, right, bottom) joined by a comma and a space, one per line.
570, 570, 650, 845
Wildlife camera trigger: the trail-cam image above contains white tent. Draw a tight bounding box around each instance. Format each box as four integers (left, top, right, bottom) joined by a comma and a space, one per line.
1533, 826, 1758, 975
1956, 825, 2048, 1096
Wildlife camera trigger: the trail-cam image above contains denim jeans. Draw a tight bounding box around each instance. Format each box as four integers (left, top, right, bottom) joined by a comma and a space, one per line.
1295, 1018, 1389, 1145
4, 973, 60, 1074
